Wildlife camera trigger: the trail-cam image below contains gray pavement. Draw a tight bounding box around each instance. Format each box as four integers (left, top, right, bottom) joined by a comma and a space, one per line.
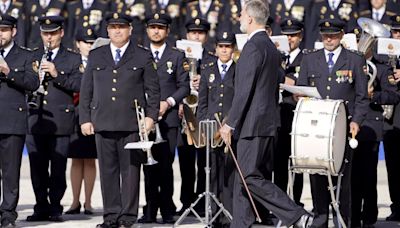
14, 157, 400, 228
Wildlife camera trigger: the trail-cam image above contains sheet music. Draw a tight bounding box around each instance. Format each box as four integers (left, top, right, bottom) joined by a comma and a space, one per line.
280, 84, 322, 98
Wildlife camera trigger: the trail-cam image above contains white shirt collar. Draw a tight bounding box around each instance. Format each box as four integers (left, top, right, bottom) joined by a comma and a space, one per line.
0, 0, 11, 11
110, 41, 130, 61
372, 5, 386, 21
82, 0, 94, 9
217, 59, 233, 75
289, 47, 301, 64
150, 43, 167, 60
248, 28, 266, 40
1, 41, 13, 58
324, 45, 342, 64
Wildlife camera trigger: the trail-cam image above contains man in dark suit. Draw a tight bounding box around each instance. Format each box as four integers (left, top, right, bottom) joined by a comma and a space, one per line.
297, 18, 369, 228
26, 15, 82, 222
79, 13, 160, 228
382, 15, 400, 222
23, 0, 66, 49
219, 1, 312, 227
275, 18, 304, 207
138, 12, 189, 224
197, 30, 236, 228
0, 15, 39, 227
0, 0, 25, 46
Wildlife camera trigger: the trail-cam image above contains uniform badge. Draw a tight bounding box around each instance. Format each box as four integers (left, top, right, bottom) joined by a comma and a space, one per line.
320, 6, 327, 14
79, 64, 85, 73
31, 5, 37, 13
291, 6, 304, 21
32, 61, 39, 73
166, 61, 173, 74
338, 3, 352, 21
209, 74, 215, 83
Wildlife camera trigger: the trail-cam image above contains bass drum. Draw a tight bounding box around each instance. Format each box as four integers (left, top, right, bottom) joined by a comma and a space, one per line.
291, 98, 347, 175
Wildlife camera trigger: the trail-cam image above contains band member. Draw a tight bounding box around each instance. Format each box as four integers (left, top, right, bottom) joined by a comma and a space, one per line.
197, 30, 236, 228
0, 0, 25, 46
219, 1, 312, 227
218, 0, 245, 34
275, 18, 304, 207
26, 15, 82, 222
382, 15, 400, 222
297, 18, 369, 227
79, 13, 160, 228
138, 12, 189, 224
358, 0, 400, 28
24, 0, 65, 49
0, 15, 39, 227
351, 49, 400, 227
65, 26, 97, 216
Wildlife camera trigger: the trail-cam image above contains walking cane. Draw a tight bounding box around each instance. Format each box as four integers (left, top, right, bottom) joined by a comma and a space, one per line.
214, 113, 262, 223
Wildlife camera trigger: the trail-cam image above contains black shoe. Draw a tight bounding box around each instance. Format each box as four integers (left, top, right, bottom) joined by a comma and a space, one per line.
96, 221, 118, 228
386, 212, 400, 221
362, 223, 375, 228
137, 215, 156, 223
48, 215, 64, 222
161, 215, 175, 224
118, 220, 134, 228
65, 202, 81, 214
26, 213, 49, 222
83, 202, 93, 215
1, 218, 16, 228
294, 213, 313, 228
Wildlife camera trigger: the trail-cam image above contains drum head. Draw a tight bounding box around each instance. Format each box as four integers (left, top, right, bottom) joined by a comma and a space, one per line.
330, 102, 346, 174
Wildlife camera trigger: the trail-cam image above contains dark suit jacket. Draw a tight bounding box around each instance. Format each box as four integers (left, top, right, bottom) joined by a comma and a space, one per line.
28, 45, 82, 135
297, 48, 369, 125
0, 44, 39, 135
226, 31, 280, 138
197, 60, 235, 121
155, 44, 190, 128
79, 42, 160, 132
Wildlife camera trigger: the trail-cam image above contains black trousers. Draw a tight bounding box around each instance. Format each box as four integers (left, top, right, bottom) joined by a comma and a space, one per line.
383, 128, 400, 214
210, 146, 235, 225
142, 127, 177, 218
309, 145, 353, 228
95, 131, 143, 223
0, 134, 24, 221
230, 136, 306, 228
275, 129, 304, 206
177, 134, 205, 209
351, 140, 379, 226
26, 134, 70, 216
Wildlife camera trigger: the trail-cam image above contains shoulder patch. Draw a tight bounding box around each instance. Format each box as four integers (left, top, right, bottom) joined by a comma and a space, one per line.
386, 11, 396, 16
344, 0, 355, 4
348, 49, 364, 56
302, 49, 317, 54
13, 1, 23, 7
20, 46, 32, 51
315, 0, 324, 3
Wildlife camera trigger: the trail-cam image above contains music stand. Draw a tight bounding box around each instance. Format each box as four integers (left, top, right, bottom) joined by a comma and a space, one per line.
174, 119, 232, 227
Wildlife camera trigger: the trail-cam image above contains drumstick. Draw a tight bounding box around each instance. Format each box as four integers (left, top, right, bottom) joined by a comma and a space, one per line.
349, 129, 358, 149
214, 113, 262, 223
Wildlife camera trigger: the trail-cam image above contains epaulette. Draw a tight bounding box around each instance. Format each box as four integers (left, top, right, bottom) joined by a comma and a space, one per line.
67, 48, 79, 54
172, 47, 185, 53
344, 0, 355, 4
67, 0, 79, 4
348, 49, 363, 56
387, 11, 396, 16
137, 44, 149, 51
208, 51, 216, 56
32, 47, 39, 51
13, 1, 23, 7
302, 49, 317, 54
58, 0, 66, 3
187, 1, 199, 6
359, 10, 370, 16
314, 0, 324, 3
20, 46, 32, 51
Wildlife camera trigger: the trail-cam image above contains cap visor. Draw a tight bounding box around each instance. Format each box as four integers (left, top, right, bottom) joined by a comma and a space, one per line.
40, 26, 61, 32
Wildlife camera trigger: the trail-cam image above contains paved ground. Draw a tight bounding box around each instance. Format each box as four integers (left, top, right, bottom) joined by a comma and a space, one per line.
14, 157, 400, 228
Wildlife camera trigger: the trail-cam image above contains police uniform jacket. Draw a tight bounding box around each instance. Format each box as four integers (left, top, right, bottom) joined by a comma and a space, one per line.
155, 44, 190, 128
0, 1, 25, 46
65, 0, 109, 47
197, 60, 235, 122
358, 5, 400, 29
0, 44, 39, 135
28, 45, 82, 135
79, 43, 160, 132
200, 49, 217, 70
24, 0, 66, 49
297, 48, 369, 125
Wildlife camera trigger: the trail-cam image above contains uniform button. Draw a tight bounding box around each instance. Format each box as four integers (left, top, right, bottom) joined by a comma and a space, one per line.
18, 107, 23, 112
14, 69, 18, 72
220, 94, 223, 97
345, 101, 349, 104
285, 12, 289, 16
311, 74, 315, 78
327, 86, 331, 90
96, 67, 100, 70
65, 109, 70, 113
113, 79, 117, 83
44, 91, 48, 95
43, 100, 47, 105
219, 103, 222, 107
326, 96, 330, 99
376, 117, 379, 120
45, 82, 49, 86
133, 67, 137, 70
60, 71, 65, 75
328, 77, 332, 81
112, 97, 116, 101
112, 88, 117, 92
113, 70, 117, 74
208, 86, 211, 90
11, 78, 15, 81
220, 84, 224, 88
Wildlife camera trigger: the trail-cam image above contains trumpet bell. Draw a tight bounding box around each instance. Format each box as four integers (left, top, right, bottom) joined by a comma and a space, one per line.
357, 17, 390, 54
183, 90, 199, 109
144, 156, 158, 166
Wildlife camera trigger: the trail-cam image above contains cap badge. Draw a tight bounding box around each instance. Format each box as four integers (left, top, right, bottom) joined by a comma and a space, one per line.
113, 13, 119, 19
45, 19, 51, 24
154, 13, 159, 19
287, 20, 292, 26
223, 32, 228, 39
195, 18, 200, 25
325, 22, 330, 27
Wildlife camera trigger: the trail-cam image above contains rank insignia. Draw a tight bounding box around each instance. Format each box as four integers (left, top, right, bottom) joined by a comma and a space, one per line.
166, 61, 173, 74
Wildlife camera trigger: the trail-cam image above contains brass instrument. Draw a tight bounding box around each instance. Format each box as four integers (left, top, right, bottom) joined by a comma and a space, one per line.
182, 104, 205, 148
183, 58, 199, 110
153, 117, 167, 144
134, 99, 158, 165
28, 42, 51, 108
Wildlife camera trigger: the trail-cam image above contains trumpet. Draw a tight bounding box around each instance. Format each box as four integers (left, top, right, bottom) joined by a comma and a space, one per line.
153, 117, 167, 144
28, 42, 51, 108
183, 58, 199, 111
134, 99, 158, 166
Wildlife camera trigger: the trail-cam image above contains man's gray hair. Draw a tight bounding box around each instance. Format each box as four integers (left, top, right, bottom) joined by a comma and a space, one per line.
244, 0, 270, 25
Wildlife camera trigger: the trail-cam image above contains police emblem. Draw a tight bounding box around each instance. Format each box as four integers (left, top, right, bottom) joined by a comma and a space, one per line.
32, 61, 39, 73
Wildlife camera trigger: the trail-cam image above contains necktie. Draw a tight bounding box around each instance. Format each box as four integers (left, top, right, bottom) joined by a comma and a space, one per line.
40, 0, 48, 8
330, 0, 336, 10
327, 52, 334, 73
154, 50, 160, 62
1, 3, 6, 13
374, 12, 380, 21
159, 0, 166, 8
221, 64, 227, 80
200, 0, 208, 15
114, 49, 121, 64
47, 50, 53, 61
0, 49, 4, 57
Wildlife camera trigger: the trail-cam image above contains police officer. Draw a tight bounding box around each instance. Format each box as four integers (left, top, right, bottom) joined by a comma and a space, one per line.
64, 0, 109, 48
79, 13, 160, 228
275, 18, 304, 207
138, 12, 189, 224
197, 31, 236, 228
358, 0, 400, 28
382, 14, 400, 222
297, 18, 369, 227
176, 16, 217, 215
0, 15, 39, 227
24, 0, 66, 49
0, 0, 25, 46
26, 15, 82, 222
